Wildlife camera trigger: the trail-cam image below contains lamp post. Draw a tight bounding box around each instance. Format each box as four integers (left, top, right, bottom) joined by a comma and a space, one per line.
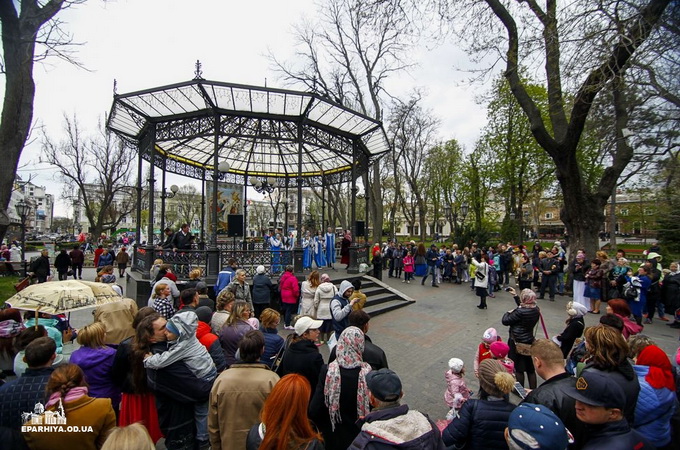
523, 211, 529, 244
444, 205, 452, 238
460, 202, 469, 227
510, 210, 520, 245
160, 184, 179, 234
16, 199, 31, 276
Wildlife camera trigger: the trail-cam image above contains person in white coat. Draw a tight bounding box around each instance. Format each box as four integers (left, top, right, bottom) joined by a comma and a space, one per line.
313, 273, 337, 344
470, 254, 490, 309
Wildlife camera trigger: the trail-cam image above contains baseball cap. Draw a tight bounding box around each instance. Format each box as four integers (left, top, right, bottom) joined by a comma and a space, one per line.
507, 403, 570, 450
294, 316, 323, 336
565, 370, 625, 408
366, 369, 403, 402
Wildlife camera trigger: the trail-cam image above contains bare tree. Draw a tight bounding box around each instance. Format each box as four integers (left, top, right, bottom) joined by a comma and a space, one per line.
388, 95, 439, 241
0, 0, 85, 242
172, 185, 201, 230
438, 0, 673, 254
271, 0, 420, 243
42, 115, 136, 238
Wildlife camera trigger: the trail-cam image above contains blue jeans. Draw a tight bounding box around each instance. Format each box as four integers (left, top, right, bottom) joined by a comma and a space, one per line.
422, 265, 438, 285
556, 272, 565, 294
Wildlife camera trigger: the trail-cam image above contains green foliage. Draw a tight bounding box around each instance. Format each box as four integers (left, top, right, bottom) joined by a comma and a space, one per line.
479, 74, 555, 214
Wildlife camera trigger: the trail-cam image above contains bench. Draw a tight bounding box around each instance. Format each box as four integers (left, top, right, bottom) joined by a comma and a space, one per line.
623, 238, 644, 245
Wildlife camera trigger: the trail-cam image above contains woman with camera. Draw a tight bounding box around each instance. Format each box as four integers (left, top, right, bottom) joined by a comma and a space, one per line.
502, 288, 540, 389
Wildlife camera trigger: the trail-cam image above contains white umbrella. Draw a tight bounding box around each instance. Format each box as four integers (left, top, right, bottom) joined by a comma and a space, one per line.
6, 280, 122, 315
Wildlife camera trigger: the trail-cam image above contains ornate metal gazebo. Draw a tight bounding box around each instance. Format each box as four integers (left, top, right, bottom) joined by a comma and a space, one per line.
107, 69, 388, 281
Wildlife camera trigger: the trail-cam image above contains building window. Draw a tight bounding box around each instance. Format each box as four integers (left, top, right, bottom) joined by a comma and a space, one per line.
620, 209, 629, 216
644, 208, 653, 216
413, 226, 419, 235
545, 213, 553, 220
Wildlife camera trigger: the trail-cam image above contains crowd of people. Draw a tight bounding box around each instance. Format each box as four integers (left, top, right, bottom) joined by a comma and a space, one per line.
1, 237, 680, 449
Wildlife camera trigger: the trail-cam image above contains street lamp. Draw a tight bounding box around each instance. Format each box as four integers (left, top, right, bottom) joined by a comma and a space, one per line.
460, 202, 469, 223
251, 176, 278, 194
16, 199, 31, 275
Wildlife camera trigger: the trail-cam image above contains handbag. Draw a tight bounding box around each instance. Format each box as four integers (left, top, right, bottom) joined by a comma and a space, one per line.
271, 334, 293, 374
515, 342, 533, 356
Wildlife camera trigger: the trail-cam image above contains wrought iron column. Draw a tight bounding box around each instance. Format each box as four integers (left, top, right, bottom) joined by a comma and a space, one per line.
201, 173, 205, 245
321, 173, 325, 232
285, 178, 289, 233
147, 126, 157, 244
211, 115, 220, 247
135, 145, 142, 243
243, 178, 248, 242
350, 142, 357, 239
160, 157, 167, 234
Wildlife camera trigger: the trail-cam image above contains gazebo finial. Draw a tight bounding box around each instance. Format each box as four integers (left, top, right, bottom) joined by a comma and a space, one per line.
194, 60, 203, 80
113, 79, 117, 95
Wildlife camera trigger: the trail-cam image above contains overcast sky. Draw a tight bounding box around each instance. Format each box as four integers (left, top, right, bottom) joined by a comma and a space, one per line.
6, 0, 489, 217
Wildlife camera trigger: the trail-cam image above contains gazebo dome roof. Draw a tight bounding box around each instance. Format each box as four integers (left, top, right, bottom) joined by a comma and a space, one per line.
107, 78, 389, 186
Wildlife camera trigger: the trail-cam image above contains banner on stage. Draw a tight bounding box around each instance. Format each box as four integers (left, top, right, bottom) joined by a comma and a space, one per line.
207, 182, 243, 235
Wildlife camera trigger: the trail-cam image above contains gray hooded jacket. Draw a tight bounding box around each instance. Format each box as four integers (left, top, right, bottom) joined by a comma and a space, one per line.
144, 311, 216, 380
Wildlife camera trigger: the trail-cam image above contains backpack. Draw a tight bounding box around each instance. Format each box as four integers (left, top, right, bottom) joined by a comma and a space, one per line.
623, 277, 642, 301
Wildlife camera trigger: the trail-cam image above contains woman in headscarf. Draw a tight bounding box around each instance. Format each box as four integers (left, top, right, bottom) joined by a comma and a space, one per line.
309, 326, 371, 450
502, 288, 540, 389
554, 301, 588, 358
632, 345, 676, 448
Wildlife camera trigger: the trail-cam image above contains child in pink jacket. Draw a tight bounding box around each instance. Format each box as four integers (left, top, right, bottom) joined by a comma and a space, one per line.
403, 251, 415, 284
490, 341, 515, 376
444, 357, 471, 420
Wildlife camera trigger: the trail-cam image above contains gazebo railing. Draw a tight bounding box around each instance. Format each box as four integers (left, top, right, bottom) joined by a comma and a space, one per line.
132, 244, 343, 280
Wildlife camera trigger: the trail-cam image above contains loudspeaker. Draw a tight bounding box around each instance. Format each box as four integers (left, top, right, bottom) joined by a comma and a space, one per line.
227, 215, 244, 237
356, 220, 365, 237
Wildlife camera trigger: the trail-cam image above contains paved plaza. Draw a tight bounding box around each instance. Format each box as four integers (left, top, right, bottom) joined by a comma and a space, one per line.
58, 265, 680, 425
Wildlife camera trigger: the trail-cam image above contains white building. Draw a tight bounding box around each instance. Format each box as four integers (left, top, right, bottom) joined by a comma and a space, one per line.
16, 180, 54, 232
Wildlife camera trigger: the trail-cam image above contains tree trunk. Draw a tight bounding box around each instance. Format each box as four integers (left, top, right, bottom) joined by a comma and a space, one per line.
0, 15, 38, 243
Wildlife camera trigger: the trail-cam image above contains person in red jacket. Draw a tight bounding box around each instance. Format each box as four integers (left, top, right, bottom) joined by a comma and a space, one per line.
194, 306, 227, 373
279, 265, 300, 330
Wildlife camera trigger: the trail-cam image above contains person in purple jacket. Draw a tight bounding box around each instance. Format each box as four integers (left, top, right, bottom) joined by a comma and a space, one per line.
69, 322, 121, 414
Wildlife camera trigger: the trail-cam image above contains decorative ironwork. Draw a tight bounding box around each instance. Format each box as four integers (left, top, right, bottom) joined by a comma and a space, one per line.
218, 249, 294, 278
250, 177, 278, 194
155, 249, 208, 278
194, 60, 203, 80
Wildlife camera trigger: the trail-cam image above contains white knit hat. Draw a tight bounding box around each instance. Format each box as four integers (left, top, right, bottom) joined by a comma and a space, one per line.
448, 358, 464, 373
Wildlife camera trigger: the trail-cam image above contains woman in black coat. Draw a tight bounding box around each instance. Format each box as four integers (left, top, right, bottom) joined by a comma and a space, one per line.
554, 301, 587, 358
54, 250, 72, 281
662, 262, 680, 326
502, 287, 540, 389
276, 317, 324, 393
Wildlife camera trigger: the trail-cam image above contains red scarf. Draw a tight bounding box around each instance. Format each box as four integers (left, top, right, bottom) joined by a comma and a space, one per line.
637, 345, 676, 391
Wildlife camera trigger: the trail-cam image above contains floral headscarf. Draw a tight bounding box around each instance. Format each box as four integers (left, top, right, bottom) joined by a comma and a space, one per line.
324, 326, 371, 430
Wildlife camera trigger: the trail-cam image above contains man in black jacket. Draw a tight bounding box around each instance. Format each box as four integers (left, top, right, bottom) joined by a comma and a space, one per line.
523, 339, 586, 449
171, 224, 193, 251
28, 249, 50, 283
422, 244, 440, 287
538, 251, 559, 301
160, 227, 174, 249
329, 310, 389, 371
0, 337, 56, 430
